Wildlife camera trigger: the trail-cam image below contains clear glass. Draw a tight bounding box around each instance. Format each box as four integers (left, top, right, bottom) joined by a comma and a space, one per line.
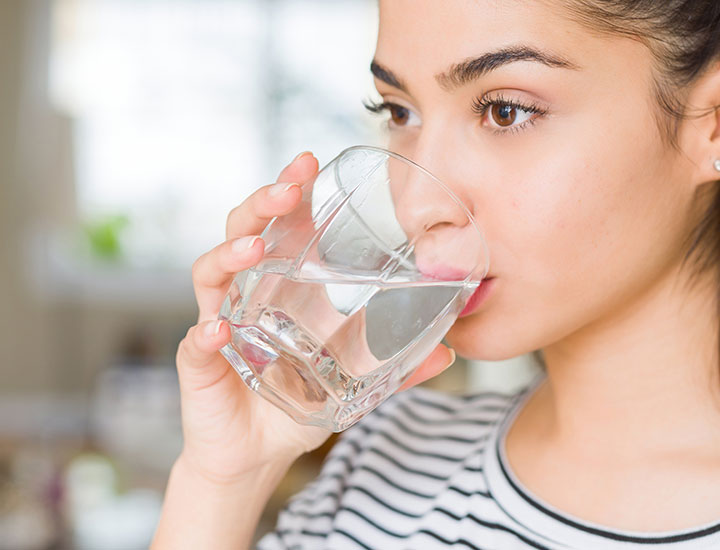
219, 146, 489, 431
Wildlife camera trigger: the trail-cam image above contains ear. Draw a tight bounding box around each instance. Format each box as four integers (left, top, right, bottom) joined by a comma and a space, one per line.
679, 60, 720, 187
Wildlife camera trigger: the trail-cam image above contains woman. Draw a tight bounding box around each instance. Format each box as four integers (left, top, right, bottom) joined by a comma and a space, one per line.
152, 1, 720, 548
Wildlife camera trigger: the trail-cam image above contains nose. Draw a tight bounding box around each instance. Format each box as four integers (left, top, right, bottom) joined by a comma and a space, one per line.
390, 155, 469, 241
387, 141, 487, 281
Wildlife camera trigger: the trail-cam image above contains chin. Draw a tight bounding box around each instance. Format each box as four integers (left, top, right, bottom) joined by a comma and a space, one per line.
445, 314, 534, 362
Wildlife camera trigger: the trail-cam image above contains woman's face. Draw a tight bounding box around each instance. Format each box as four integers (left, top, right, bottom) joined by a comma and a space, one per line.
373, 0, 699, 360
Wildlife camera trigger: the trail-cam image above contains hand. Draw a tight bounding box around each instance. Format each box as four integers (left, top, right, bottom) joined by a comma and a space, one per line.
174, 151, 456, 484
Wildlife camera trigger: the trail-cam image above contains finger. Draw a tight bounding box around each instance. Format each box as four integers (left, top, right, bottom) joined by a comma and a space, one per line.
176, 320, 232, 392
396, 345, 456, 392
276, 151, 319, 184
192, 235, 265, 321
226, 152, 319, 239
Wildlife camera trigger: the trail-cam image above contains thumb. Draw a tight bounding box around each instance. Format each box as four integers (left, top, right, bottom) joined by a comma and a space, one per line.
396, 345, 456, 393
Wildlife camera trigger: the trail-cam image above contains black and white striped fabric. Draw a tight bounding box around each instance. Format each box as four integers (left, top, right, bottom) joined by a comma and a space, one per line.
257, 376, 720, 550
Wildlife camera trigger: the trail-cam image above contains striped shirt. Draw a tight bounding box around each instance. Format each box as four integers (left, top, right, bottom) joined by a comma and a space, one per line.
256, 375, 720, 549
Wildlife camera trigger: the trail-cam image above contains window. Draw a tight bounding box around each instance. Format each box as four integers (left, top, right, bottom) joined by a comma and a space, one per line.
49, 0, 381, 275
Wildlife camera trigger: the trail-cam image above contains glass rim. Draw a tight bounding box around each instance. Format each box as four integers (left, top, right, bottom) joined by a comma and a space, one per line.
327, 145, 490, 279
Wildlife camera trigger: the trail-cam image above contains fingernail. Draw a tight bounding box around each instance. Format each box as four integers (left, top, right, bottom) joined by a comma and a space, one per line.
443, 348, 456, 370
268, 182, 300, 197
205, 320, 223, 339
293, 151, 313, 162
231, 235, 261, 253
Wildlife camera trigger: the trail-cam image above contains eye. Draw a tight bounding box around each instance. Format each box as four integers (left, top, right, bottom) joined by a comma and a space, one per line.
363, 98, 421, 129
489, 103, 533, 127
387, 104, 411, 126
472, 94, 548, 134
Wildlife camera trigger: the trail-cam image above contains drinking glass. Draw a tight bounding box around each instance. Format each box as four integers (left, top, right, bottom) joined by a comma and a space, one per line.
219, 146, 489, 431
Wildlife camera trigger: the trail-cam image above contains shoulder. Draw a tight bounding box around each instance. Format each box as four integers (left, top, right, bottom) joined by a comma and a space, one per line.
257, 384, 532, 549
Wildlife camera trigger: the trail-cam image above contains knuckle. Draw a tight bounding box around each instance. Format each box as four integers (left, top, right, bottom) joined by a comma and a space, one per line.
176, 337, 188, 366
225, 204, 243, 230
191, 254, 207, 281
176, 326, 196, 362
191, 258, 201, 280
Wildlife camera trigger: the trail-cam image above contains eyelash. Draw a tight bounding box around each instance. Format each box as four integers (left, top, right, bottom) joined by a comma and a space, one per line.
471, 93, 548, 135
363, 94, 548, 135
362, 98, 410, 129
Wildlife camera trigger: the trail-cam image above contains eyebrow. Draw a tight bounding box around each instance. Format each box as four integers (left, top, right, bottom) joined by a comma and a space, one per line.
370, 45, 580, 94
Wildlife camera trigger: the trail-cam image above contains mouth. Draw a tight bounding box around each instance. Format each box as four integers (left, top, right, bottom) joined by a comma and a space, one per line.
417, 265, 495, 318
458, 277, 495, 318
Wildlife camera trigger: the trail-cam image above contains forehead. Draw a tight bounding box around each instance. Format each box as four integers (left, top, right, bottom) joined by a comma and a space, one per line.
375, 0, 595, 77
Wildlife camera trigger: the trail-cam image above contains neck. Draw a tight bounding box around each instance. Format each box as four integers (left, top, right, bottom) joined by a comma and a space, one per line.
540, 264, 720, 459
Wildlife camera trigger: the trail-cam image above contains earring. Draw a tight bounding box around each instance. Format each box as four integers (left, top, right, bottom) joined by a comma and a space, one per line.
715, 159, 720, 172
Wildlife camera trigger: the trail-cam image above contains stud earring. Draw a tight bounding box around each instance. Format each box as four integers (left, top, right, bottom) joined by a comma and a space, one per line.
715, 159, 720, 172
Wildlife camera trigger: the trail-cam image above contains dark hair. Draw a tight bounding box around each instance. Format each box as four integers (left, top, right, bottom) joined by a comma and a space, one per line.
534, 1, 720, 370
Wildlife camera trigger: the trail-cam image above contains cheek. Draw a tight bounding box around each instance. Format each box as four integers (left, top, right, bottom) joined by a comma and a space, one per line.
449, 115, 680, 359
497, 100, 675, 280
485, 156, 617, 283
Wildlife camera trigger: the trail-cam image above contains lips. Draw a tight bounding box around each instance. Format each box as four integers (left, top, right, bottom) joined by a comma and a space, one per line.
458, 277, 494, 317
417, 265, 470, 281
417, 265, 494, 318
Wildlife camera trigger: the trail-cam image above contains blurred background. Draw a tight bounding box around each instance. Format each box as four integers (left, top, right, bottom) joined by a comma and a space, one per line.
0, 0, 540, 548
